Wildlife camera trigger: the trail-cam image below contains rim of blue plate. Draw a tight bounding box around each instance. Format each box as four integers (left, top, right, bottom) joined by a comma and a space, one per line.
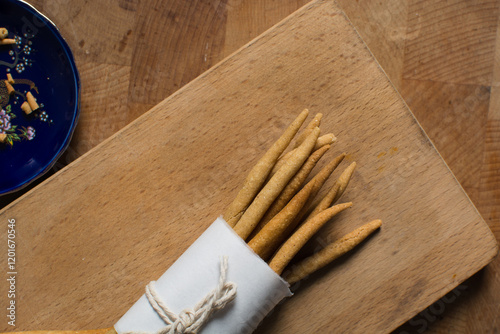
0, 0, 80, 195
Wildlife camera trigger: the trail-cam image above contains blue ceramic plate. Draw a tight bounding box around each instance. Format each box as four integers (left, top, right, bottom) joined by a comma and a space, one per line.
0, 0, 80, 194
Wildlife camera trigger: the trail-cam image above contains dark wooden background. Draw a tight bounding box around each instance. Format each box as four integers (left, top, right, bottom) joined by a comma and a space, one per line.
1, 0, 498, 333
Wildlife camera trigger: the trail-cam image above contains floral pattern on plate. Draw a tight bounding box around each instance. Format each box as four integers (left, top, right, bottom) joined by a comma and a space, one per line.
0, 27, 51, 147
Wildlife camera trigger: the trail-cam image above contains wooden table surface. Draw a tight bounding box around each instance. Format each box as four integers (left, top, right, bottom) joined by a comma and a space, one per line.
1, 0, 498, 333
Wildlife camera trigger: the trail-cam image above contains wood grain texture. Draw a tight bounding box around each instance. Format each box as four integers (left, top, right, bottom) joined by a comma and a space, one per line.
403, 0, 499, 86
0, 0, 498, 333
223, 0, 310, 57
400, 80, 490, 205
336, 0, 409, 90
6, 330, 113, 334
334, 1, 500, 331
0, 1, 497, 333
129, 0, 228, 104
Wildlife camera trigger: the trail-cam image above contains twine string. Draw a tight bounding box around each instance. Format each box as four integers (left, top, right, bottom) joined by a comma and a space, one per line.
126, 256, 237, 334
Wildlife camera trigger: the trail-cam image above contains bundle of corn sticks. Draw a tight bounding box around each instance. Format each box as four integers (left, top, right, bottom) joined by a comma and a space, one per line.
4, 110, 381, 334
224, 109, 381, 284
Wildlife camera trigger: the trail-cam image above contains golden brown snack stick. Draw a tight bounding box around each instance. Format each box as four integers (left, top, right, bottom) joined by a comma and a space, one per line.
268, 149, 294, 178
248, 181, 315, 259
269, 134, 332, 179
314, 133, 336, 150
234, 127, 320, 239
0, 28, 8, 39
267, 153, 347, 251
291, 153, 346, 226
6, 73, 14, 84
223, 109, 309, 227
293, 113, 323, 148
305, 161, 356, 222
332, 161, 357, 203
284, 219, 382, 284
269, 202, 353, 275
0, 38, 16, 45
251, 144, 331, 237
254, 151, 343, 258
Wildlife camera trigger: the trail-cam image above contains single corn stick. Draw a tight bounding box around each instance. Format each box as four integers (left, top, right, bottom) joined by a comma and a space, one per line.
305, 161, 356, 222
314, 133, 336, 151
269, 149, 295, 177
308, 154, 347, 198
26, 91, 39, 111
4, 80, 14, 95
269, 134, 332, 178
223, 109, 309, 226
6, 73, 14, 84
284, 219, 382, 284
0, 133, 6, 143
0, 38, 16, 45
248, 181, 315, 259
234, 127, 320, 239
332, 161, 356, 202
270, 202, 353, 275
5, 73, 13, 83
331, 161, 356, 203
0, 28, 8, 39
282, 153, 347, 238
21, 101, 32, 115
251, 144, 331, 237
293, 113, 323, 148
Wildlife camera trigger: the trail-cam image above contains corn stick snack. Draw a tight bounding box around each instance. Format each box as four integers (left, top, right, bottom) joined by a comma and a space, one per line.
292, 153, 346, 223
223, 109, 309, 227
264, 153, 348, 254
268, 149, 295, 177
248, 180, 315, 259
252, 144, 330, 236
269, 202, 353, 275
234, 127, 320, 240
305, 161, 356, 222
270, 133, 333, 175
305, 153, 346, 199
284, 219, 382, 284
6, 73, 14, 84
293, 112, 322, 148
270, 134, 335, 179
314, 133, 336, 150
332, 161, 357, 203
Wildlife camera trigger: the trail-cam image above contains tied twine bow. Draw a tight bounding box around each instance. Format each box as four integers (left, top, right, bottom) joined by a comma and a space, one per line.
128, 256, 237, 334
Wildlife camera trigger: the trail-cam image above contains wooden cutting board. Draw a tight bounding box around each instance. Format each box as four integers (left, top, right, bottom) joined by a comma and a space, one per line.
0, 0, 497, 333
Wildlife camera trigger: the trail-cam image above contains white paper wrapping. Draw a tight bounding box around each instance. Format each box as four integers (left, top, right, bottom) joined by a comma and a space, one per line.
114, 217, 292, 334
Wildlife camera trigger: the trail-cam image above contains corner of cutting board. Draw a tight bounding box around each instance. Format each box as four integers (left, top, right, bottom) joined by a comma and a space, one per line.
335, 0, 499, 264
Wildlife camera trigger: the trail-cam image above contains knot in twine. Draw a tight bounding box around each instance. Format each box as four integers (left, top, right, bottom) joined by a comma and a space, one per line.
133, 256, 237, 334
